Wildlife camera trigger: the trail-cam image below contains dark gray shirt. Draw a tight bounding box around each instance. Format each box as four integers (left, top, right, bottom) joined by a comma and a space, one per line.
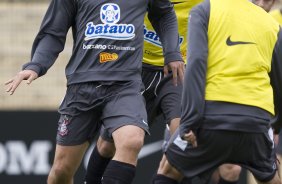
23, 0, 182, 85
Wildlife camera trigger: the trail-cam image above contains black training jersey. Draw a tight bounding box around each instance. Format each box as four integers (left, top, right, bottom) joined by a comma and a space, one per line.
180, 0, 282, 134
23, 0, 182, 85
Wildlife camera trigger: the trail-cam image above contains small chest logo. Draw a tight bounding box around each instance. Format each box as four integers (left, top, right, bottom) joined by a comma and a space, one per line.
100, 3, 120, 24
85, 3, 135, 41
99, 52, 119, 63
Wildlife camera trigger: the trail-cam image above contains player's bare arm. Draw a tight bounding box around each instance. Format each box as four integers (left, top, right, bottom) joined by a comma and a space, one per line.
164, 61, 185, 86
5, 70, 38, 95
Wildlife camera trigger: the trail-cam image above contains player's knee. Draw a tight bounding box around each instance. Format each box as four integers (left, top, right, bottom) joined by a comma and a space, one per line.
113, 125, 145, 153
114, 132, 144, 155
97, 138, 115, 157
120, 135, 144, 152
220, 165, 241, 181
49, 163, 73, 183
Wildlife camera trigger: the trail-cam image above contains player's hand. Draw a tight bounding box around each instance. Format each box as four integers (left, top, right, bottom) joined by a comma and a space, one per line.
5, 70, 38, 95
182, 130, 197, 148
164, 61, 185, 86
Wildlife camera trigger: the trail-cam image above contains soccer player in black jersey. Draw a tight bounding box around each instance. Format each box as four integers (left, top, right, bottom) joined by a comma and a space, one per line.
4, 0, 184, 183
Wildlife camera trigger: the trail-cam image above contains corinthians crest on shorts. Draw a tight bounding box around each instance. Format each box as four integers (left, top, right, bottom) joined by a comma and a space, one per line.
85, 3, 136, 40
58, 115, 71, 136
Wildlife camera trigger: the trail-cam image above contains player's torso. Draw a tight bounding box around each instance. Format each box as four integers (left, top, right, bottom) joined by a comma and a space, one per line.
67, 0, 150, 83
75, 0, 148, 55
206, 0, 279, 114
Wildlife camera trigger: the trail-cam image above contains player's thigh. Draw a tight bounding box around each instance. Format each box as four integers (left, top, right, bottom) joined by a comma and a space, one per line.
158, 76, 182, 126
102, 80, 149, 139
57, 82, 105, 145
111, 125, 145, 165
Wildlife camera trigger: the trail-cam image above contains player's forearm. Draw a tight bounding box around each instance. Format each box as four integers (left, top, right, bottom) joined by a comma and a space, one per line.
24, 0, 75, 77
179, 3, 209, 137
148, 0, 182, 65
23, 34, 66, 77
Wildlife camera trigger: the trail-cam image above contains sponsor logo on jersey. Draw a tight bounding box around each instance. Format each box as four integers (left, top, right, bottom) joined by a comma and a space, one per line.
83, 44, 135, 51
143, 25, 184, 47
99, 52, 119, 63
85, 3, 135, 41
226, 36, 256, 46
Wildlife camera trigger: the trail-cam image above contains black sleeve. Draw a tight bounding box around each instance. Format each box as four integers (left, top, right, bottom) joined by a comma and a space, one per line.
179, 1, 210, 138
147, 0, 183, 65
22, 0, 76, 77
270, 27, 282, 134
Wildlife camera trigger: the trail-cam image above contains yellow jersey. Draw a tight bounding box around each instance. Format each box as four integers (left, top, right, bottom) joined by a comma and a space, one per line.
205, 0, 280, 114
143, 0, 202, 66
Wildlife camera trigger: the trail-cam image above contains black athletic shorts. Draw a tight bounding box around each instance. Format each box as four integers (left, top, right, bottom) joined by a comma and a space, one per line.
166, 128, 278, 183
56, 80, 148, 146
142, 68, 182, 126
100, 68, 182, 141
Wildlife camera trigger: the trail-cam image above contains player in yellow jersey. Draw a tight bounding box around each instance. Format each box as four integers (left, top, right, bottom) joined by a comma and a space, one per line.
162, 0, 282, 184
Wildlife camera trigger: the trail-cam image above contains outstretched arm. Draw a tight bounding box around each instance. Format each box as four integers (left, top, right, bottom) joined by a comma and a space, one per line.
5, 0, 76, 95
5, 70, 38, 95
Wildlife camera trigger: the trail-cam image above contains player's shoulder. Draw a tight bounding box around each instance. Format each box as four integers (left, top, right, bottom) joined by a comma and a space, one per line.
190, 0, 209, 14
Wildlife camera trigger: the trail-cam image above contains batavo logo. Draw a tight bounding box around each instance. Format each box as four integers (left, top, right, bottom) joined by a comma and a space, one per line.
99, 52, 119, 63
84, 3, 135, 41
